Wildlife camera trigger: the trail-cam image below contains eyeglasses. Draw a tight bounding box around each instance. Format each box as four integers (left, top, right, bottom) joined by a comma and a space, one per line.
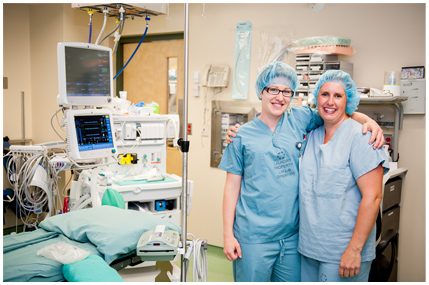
264, 87, 293, 98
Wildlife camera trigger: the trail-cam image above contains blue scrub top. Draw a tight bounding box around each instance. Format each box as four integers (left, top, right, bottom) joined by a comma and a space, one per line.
298, 119, 390, 263
219, 106, 322, 244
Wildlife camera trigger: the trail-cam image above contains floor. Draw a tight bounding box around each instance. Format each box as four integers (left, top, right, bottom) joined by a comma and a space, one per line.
119, 244, 234, 282
118, 261, 180, 282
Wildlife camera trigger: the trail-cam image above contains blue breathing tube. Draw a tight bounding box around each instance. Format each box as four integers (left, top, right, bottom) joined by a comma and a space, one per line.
114, 17, 150, 80
88, 22, 92, 43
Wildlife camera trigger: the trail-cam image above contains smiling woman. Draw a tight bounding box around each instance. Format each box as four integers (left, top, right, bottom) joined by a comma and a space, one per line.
259, 83, 292, 128
312, 70, 360, 143
222, 66, 387, 282
254, 62, 301, 131
298, 70, 389, 282
312, 70, 361, 117
218, 61, 324, 282
316, 81, 349, 142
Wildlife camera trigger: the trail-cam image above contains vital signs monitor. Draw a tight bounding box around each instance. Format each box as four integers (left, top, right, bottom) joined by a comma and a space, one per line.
65, 109, 117, 161
57, 42, 114, 107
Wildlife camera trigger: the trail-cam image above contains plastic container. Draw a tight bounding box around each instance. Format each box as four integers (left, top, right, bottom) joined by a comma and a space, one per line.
119, 91, 127, 100
145, 102, 159, 114
383, 71, 401, 96
298, 45, 354, 56
384, 71, 400, 85
298, 36, 351, 47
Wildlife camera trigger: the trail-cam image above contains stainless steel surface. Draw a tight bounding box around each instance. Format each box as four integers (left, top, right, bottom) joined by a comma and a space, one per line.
22, 91, 25, 140
210, 100, 260, 167
359, 96, 408, 162
71, 3, 166, 17
180, 3, 189, 282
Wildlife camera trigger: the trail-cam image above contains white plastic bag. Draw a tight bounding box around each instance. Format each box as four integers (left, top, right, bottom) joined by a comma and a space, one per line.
232, 21, 252, 99
37, 242, 90, 264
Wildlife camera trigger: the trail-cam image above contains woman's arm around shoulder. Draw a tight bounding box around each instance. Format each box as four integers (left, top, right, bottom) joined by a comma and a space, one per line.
351, 112, 385, 149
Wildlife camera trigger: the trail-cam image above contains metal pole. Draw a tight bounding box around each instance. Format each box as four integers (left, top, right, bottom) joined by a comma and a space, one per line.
180, 3, 189, 282
22, 91, 25, 140
391, 104, 400, 162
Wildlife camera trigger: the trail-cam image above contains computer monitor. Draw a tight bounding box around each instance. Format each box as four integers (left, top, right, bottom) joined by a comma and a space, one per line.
65, 109, 117, 161
57, 42, 114, 107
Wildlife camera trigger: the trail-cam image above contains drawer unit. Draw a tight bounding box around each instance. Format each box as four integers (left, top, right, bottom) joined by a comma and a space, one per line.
389, 260, 398, 282
295, 53, 354, 98
383, 177, 402, 211
378, 234, 398, 282
381, 205, 400, 239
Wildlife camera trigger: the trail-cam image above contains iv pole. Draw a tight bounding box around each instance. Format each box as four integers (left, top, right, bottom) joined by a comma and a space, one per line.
180, 3, 190, 282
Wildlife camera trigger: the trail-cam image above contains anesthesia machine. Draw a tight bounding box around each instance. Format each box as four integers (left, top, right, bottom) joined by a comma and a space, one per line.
4, 5, 207, 280
4, 41, 199, 281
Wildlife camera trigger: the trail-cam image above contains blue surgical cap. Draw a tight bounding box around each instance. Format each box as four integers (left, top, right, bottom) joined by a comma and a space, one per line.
312, 70, 360, 115
255, 61, 300, 100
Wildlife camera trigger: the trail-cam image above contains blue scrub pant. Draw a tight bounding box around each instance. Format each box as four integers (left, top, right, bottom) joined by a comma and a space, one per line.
301, 255, 372, 282
233, 233, 300, 282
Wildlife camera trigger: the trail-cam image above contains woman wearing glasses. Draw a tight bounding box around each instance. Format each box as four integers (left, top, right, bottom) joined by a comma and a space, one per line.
219, 62, 384, 282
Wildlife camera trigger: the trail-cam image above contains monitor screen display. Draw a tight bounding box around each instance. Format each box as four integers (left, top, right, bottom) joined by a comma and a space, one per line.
57, 43, 113, 107
74, 114, 114, 152
65, 47, 111, 98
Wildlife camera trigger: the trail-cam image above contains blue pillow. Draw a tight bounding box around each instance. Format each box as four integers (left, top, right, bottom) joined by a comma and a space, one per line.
63, 255, 125, 282
39, 206, 181, 264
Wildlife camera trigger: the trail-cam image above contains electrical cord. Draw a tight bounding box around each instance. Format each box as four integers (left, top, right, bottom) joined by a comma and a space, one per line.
61, 171, 73, 198
166, 117, 179, 143
56, 109, 65, 132
51, 108, 66, 142
192, 238, 208, 282
6, 150, 52, 229
48, 153, 65, 213
4, 152, 17, 200
17, 157, 46, 208
117, 124, 141, 152
67, 154, 118, 169
201, 87, 222, 147
4, 145, 75, 229
185, 233, 208, 282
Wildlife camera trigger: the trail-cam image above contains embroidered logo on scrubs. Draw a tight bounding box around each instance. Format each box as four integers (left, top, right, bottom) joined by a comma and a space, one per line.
277, 151, 285, 160
320, 274, 327, 282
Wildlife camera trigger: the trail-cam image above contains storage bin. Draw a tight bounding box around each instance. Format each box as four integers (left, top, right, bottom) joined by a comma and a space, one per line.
383, 177, 402, 211
381, 205, 400, 238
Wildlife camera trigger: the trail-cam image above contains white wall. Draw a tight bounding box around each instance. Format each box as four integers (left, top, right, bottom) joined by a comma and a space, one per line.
2, 3, 425, 282
28, 4, 114, 144
3, 4, 32, 141
3, 4, 32, 191
183, 4, 426, 282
